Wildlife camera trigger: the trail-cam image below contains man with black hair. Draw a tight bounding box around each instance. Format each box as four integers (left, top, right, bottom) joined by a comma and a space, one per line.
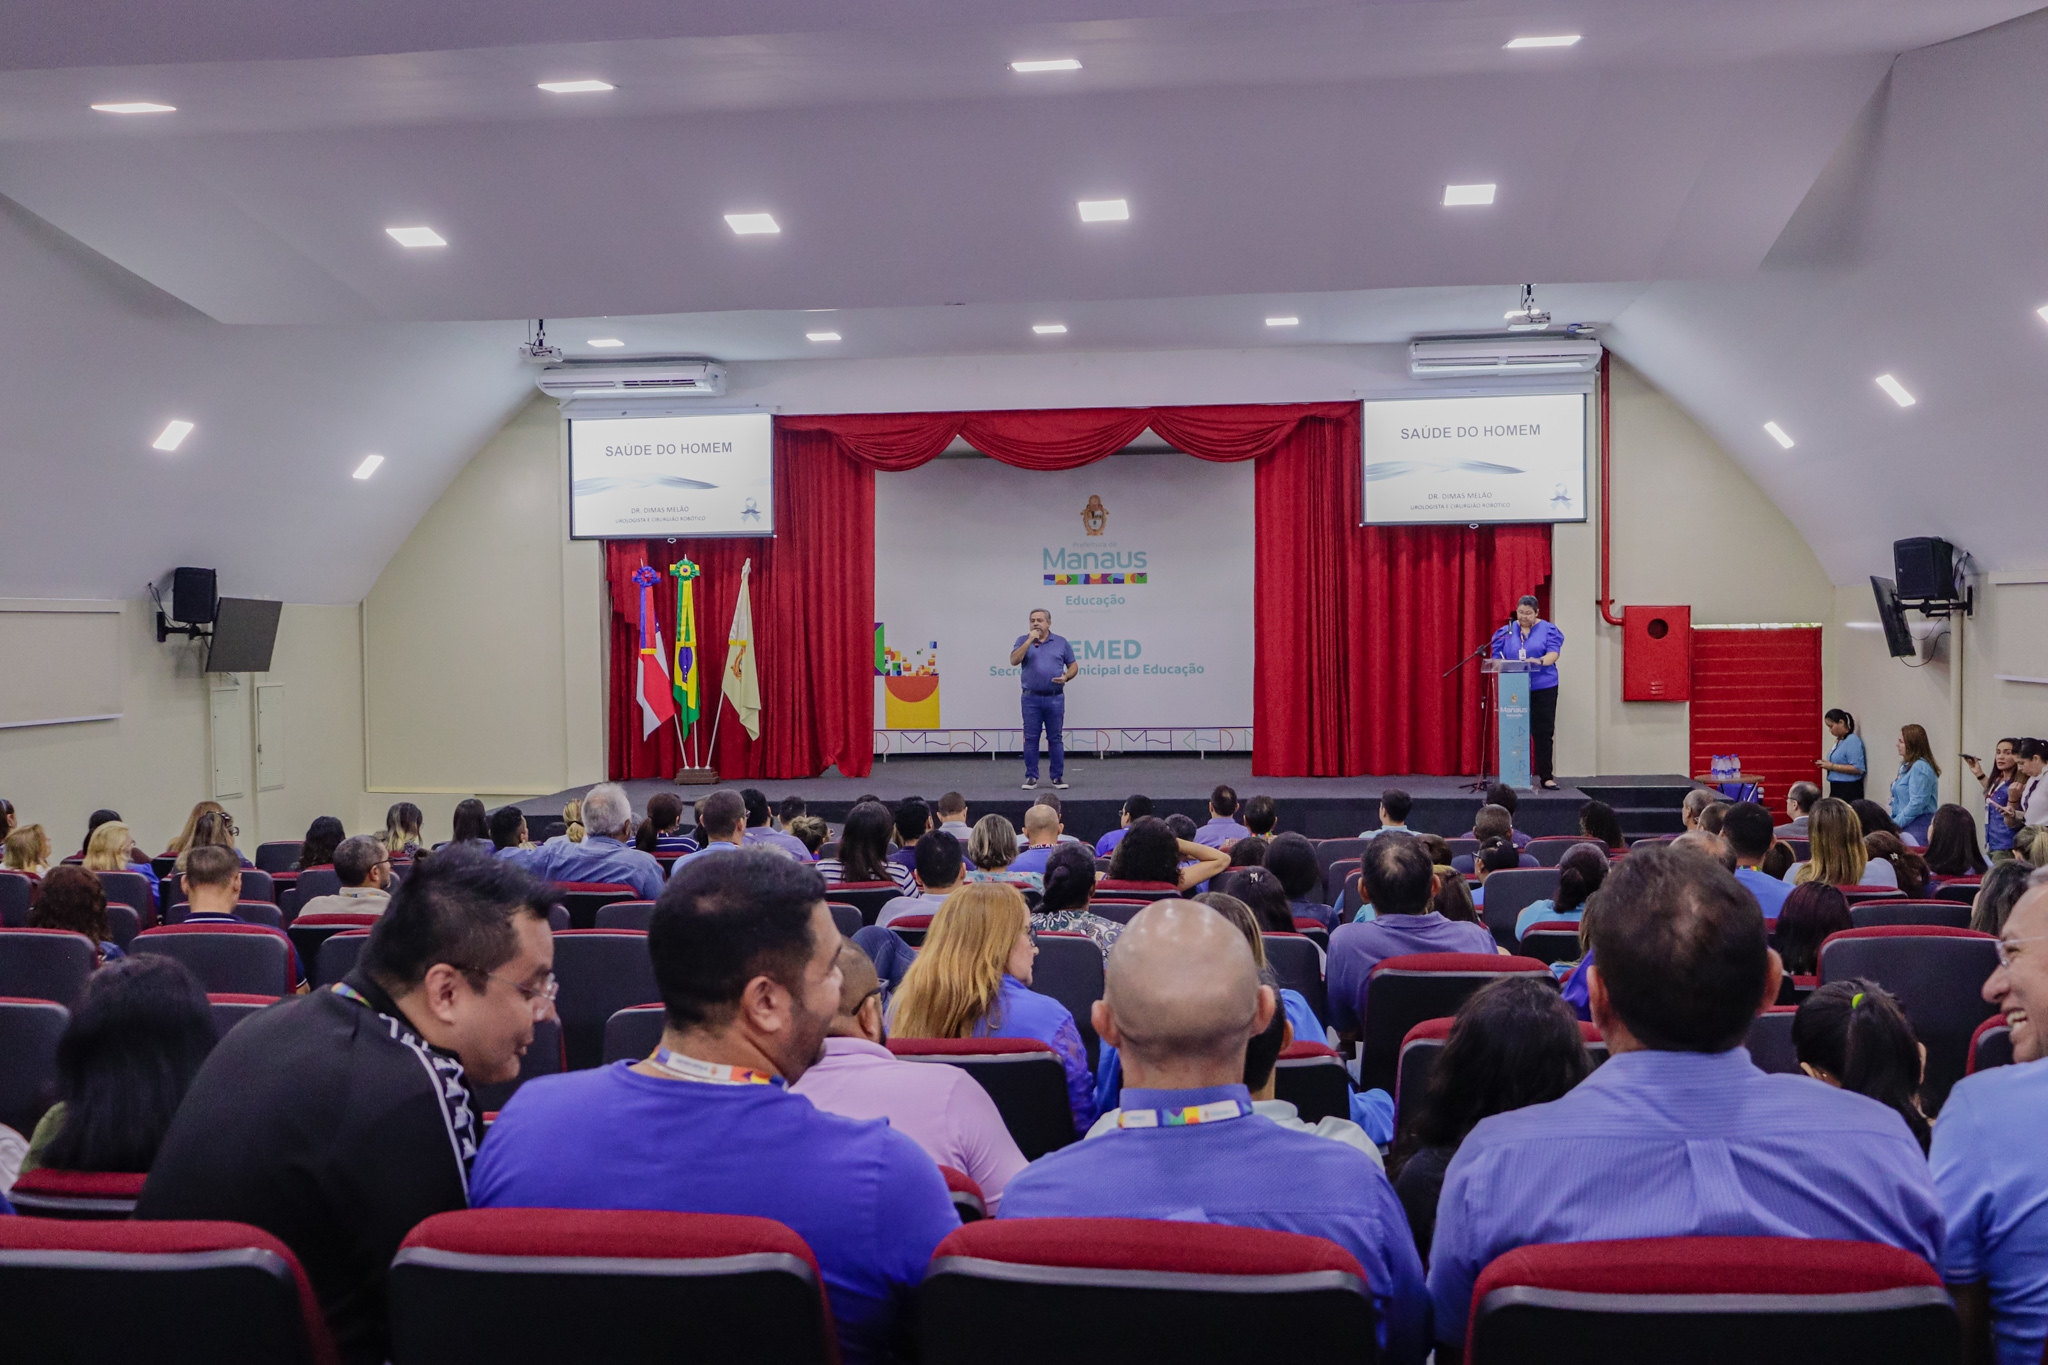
666, 788, 748, 879
887, 800, 932, 877
1425, 845, 1944, 1362
1327, 834, 1498, 1043
740, 786, 809, 860
1196, 784, 1253, 847
1243, 794, 1278, 839
488, 806, 529, 851
1096, 794, 1153, 856
777, 793, 808, 830
471, 848, 955, 1365
1265, 832, 1335, 929
876, 831, 969, 927
1722, 801, 1792, 919
139, 851, 556, 1364
1364, 788, 1418, 840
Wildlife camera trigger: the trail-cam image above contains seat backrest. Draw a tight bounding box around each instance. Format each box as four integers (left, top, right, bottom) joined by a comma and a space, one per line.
1969, 1017, 2013, 1075
827, 902, 862, 937
1085, 899, 1149, 925
92, 870, 156, 925
9, 1169, 148, 1220
1393, 1016, 1605, 1139
103, 902, 141, 949
291, 867, 341, 906
133, 924, 295, 995
1261, 934, 1327, 1027
0, 996, 69, 1135
1027, 935, 1106, 1070
388, 1208, 833, 1365
208, 992, 281, 1039
0, 870, 32, 926
602, 1003, 666, 1064
469, 1017, 567, 1116
1479, 869, 1563, 948
1272, 1040, 1350, 1124
1840, 886, 1904, 905
554, 930, 659, 1069
1467, 1235, 1953, 1364
1091, 880, 1181, 905
592, 900, 657, 931
887, 1038, 1075, 1160
1849, 901, 1970, 930
1315, 838, 1366, 902
1744, 1006, 1802, 1075
313, 930, 373, 989
168, 900, 284, 928
1517, 922, 1583, 966
1818, 926, 2000, 1113
0, 1217, 338, 1364
0, 929, 96, 1006
1935, 882, 1979, 906
828, 884, 908, 924
254, 841, 301, 874
918, 1217, 1375, 1365
554, 883, 639, 931
1524, 837, 1595, 867
939, 1165, 987, 1222
1445, 837, 1480, 859
1362, 953, 1553, 1093
237, 869, 277, 905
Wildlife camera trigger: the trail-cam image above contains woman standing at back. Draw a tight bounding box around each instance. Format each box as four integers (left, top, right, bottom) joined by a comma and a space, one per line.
1889, 723, 1941, 845
1817, 709, 1867, 803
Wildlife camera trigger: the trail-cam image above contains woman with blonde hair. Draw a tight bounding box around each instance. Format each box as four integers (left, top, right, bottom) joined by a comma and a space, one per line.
560, 800, 585, 844
164, 801, 226, 856
888, 882, 1095, 1132
1890, 723, 1941, 845
383, 802, 427, 858
85, 820, 164, 903
170, 811, 245, 876
4, 824, 52, 878
1784, 797, 1896, 889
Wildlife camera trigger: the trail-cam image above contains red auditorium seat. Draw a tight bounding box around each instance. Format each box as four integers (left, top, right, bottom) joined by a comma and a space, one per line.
1818, 925, 1999, 1112
289, 867, 341, 905
1029, 933, 1107, 1069
917, 1217, 1376, 1365
592, 899, 656, 931
9, 1169, 147, 1220
1273, 1040, 1352, 1124
1744, 1005, 1801, 1075
1517, 920, 1584, 966
554, 929, 659, 1069
1314, 838, 1366, 900
1968, 1016, 2013, 1075
1262, 932, 1328, 1026
1327, 859, 1363, 915
207, 992, 280, 1038
1848, 900, 1970, 930
1934, 882, 1979, 906
387, 1209, 835, 1365
1477, 869, 1562, 948
1465, 1236, 1954, 1364
289, 910, 377, 978
0, 928, 96, 1006
1090, 879, 1181, 904
887, 1037, 1075, 1160
133, 923, 296, 995
0, 995, 68, 1136
0, 1218, 338, 1364
1361, 954, 1554, 1094
603, 1003, 665, 1064
552, 881, 639, 930
102, 901, 141, 950
825, 881, 909, 925
1838, 885, 1904, 905
940, 1166, 987, 1221
168, 867, 279, 913
889, 912, 935, 947
0, 870, 33, 926
1395, 1016, 1606, 1138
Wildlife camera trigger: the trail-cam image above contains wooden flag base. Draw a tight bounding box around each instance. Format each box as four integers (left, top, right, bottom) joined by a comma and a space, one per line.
674, 767, 719, 786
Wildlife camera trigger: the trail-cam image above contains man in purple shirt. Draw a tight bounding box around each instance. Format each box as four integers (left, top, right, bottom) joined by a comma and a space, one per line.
1328, 833, 1499, 1041
1095, 794, 1151, 857
1194, 784, 1254, 847
471, 849, 957, 1365
1010, 608, 1077, 791
527, 783, 664, 900
1427, 845, 1945, 1362
1008, 803, 1065, 877
739, 788, 810, 860
793, 940, 1028, 1209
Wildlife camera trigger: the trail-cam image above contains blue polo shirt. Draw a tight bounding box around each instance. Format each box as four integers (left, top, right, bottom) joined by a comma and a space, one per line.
1326, 912, 1499, 1034
1014, 632, 1075, 694
470, 1062, 959, 1365
664, 841, 745, 882
1009, 843, 1060, 876
528, 834, 665, 900
1827, 732, 1868, 790
1489, 619, 1564, 690
1095, 828, 1129, 856
1934, 1059, 2048, 1365
1428, 1047, 1945, 1350
1734, 866, 1794, 920
1194, 817, 1253, 848
998, 1083, 1430, 1364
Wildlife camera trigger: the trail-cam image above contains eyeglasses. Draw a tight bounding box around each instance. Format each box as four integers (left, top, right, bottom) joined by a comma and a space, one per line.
486, 970, 559, 1014
1995, 934, 2048, 967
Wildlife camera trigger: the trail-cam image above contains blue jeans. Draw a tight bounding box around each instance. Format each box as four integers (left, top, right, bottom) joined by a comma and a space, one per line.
1021, 691, 1065, 782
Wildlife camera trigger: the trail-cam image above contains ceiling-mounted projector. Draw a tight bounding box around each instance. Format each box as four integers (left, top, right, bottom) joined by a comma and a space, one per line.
1408, 334, 1603, 378
535, 361, 728, 400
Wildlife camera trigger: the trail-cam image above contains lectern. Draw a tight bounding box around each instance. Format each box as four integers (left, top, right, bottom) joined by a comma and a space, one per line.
1482, 658, 1539, 790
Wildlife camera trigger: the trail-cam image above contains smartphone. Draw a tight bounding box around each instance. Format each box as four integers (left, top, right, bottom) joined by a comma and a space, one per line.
1961, 753, 1979, 764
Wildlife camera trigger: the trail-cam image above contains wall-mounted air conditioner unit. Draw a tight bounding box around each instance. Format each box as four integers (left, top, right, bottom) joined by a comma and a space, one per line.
1409, 335, 1603, 378
535, 361, 727, 401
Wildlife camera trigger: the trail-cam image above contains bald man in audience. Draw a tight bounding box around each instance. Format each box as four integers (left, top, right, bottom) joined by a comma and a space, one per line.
998, 900, 1428, 1364
792, 941, 1028, 1210
1007, 803, 1065, 878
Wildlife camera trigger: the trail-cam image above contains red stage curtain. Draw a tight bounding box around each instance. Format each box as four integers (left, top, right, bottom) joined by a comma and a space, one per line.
606, 403, 1548, 780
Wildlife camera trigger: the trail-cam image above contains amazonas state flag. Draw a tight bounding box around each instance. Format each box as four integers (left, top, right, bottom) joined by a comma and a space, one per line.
631, 565, 677, 739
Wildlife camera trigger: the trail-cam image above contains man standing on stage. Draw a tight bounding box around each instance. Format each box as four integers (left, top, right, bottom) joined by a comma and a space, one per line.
1010, 608, 1078, 791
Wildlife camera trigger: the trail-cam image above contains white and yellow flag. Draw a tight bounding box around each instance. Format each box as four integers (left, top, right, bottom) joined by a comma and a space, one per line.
722, 558, 762, 740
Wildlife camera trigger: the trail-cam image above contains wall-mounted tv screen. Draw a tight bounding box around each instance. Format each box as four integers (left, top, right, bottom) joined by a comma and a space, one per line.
1361, 392, 1588, 527
567, 412, 774, 539
1870, 575, 1916, 659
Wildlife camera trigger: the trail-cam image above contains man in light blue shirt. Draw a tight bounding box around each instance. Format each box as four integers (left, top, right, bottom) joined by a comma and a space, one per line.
740, 788, 809, 860
1933, 875, 2048, 1365
1428, 845, 1945, 1362
1194, 784, 1254, 847
665, 789, 747, 882
1010, 609, 1077, 791
999, 900, 1429, 1364
1722, 801, 1794, 920
526, 782, 664, 900
1362, 788, 1420, 840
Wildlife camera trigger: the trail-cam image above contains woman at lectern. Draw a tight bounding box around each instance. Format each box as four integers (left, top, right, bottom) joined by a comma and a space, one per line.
1490, 595, 1564, 790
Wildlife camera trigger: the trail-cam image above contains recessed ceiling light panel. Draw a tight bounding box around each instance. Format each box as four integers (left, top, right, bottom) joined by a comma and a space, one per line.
352, 454, 385, 480
724, 213, 781, 235
586, 338, 625, 348
385, 225, 447, 248
1762, 421, 1795, 450
1266, 317, 1300, 328
1077, 199, 1130, 223
1011, 58, 1082, 72
151, 420, 194, 452
1032, 323, 1068, 335
806, 332, 842, 342
537, 80, 615, 94
1504, 35, 1581, 49
1874, 373, 1917, 407
91, 101, 175, 114
1443, 183, 1497, 207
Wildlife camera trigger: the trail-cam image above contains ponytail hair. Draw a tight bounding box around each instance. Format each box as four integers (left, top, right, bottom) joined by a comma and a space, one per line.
1792, 979, 1929, 1152
634, 818, 658, 854
1825, 707, 1856, 735
1038, 843, 1097, 915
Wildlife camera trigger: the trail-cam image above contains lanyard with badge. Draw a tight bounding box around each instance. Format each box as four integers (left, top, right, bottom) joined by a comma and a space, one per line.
1116, 1099, 1253, 1129
644, 1047, 785, 1089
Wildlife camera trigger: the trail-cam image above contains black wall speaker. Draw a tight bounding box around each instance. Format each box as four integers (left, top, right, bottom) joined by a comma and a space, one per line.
171, 567, 218, 625
1892, 538, 1955, 601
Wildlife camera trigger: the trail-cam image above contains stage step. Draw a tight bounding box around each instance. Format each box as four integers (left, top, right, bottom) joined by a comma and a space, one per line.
1575, 778, 1691, 839
1612, 806, 1685, 836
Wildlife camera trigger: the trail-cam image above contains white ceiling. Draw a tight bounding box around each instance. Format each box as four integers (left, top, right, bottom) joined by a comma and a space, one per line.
0, 0, 2042, 600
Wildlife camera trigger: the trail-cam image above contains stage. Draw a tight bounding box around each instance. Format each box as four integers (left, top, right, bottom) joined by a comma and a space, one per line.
522, 758, 1694, 847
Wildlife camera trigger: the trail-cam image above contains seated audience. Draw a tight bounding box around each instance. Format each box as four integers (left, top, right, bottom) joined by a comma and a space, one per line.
1853, 797, 1903, 841
1576, 798, 1626, 851
88, 819, 163, 900
1243, 794, 1278, 840
875, 831, 970, 927
295, 816, 346, 872
1195, 783, 1253, 847
139, 853, 556, 1365
632, 791, 694, 856
999, 900, 1428, 1364
490, 805, 533, 857
886, 799, 931, 876
667, 789, 747, 875
1760, 838, 1797, 879
3, 822, 50, 878
1792, 979, 1930, 1151
177, 847, 300, 985
1029, 792, 1086, 845
30, 866, 123, 963
934, 791, 973, 845
1933, 871, 2048, 1365
777, 793, 807, 831
1515, 842, 1608, 940
1008, 803, 1065, 878
1426, 845, 1945, 1361
1365, 787, 1419, 839
23, 954, 215, 1175
787, 814, 829, 858
1680, 786, 1716, 832
1191, 892, 1332, 1056
1460, 783, 1532, 847
296, 836, 395, 920
1095, 794, 1152, 856
1925, 802, 1990, 880
1031, 842, 1124, 958
168, 810, 248, 877
76, 807, 123, 862
1777, 781, 1821, 837
1672, 828, 1736, 870
1972, 858, 2035, 936
818, 800, 916, 893
165, 800, 228, 857
1699, 800, 1731, 836
1266, 832, 1335, 929
1390, 977, 1592, 1259
1866, 829, 1932, 897
791, 939, 1028, 1211
528, 783, 663, 899
470, 850, 953, 1365
1470, 839, 1521, 905
1328, 834, 1498, 1043
1214, 866, 1296, 936
1432, 868, 1481, 925
1722, 801, 1794, 919
888, 883, 1096, 1133
0, 796, 12, 839
1451, 806, 1538, 873
556, 798, 586, 844
1774, 882, 1853, 977
1103, 815, 1230, 893
1226, 836, 1269, 868
1163, 811, 1200, 843
1784, 797, 1896, 888
382, 801, 428, 858
445, 798, 493, 857
740, 787, 808, 860
960, 814, 1040, 891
